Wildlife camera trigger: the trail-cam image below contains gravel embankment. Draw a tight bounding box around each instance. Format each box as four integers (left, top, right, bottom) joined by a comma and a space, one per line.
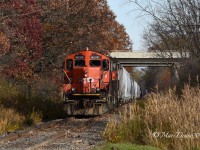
0, 115, 109, 150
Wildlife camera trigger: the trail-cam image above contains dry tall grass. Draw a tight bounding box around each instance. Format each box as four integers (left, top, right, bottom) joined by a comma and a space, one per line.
0, 106, 24, 133
104, 85, 200, 150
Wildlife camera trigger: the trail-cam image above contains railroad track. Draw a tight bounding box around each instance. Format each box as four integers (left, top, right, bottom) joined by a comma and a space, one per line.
0, 102, 134, 150
0, 99, 140, 150
0, 116, 104, 150
26, 117, 95, 150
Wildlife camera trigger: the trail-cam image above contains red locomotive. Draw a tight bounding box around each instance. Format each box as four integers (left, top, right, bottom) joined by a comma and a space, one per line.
63, 49, 141, 115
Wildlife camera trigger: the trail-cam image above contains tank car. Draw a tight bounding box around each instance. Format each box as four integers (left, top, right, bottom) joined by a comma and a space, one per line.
63, 49, 141, 115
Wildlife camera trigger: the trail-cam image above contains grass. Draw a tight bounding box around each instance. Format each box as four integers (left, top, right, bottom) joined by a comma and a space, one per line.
104, 85, 200, 150
94, 143, 160, 150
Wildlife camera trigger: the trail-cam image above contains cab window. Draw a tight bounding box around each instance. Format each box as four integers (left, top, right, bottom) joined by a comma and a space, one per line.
66, 59, 73, 70
90, 60, 101, 67
75, 60, 85, 67
102, 59, 109, 71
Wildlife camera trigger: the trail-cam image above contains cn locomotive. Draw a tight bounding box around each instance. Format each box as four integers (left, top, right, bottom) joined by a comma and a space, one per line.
63, 49, 141, 115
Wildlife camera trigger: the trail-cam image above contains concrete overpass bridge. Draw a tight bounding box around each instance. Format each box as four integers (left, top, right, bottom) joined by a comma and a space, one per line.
109, 50, 190, 84
109, 51, 189, 67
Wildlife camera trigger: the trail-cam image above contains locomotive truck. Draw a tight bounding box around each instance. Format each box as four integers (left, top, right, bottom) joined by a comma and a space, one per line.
63, 49, 141, 115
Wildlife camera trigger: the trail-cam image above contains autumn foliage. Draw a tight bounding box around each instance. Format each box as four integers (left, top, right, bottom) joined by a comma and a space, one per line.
0, 0, 132, 132
41, 0, 132, 72
0, 0, 42, 82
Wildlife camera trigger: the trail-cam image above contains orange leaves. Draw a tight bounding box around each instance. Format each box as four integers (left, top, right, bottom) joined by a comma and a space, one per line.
42, 23, 55, 31
42, 0, 131, 53
0, 32, 10, 56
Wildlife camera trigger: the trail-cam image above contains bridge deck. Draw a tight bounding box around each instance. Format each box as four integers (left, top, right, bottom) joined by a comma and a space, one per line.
109, 51, 189, 67
109, 51, 189, 58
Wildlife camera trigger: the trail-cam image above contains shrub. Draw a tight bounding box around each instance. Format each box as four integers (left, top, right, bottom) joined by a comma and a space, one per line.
0, 75, 65, 133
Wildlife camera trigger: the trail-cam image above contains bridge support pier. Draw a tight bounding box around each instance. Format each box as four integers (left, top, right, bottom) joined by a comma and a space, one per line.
170, 63, 180, 86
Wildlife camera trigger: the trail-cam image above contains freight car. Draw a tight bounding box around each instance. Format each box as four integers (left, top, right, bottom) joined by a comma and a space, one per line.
63, 49, 141, 115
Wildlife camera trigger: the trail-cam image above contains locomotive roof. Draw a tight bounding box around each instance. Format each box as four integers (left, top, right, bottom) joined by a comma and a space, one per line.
66, 50, 110, 59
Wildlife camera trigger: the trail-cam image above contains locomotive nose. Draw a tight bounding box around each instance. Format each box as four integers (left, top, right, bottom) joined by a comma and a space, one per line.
72, 68, 100, 93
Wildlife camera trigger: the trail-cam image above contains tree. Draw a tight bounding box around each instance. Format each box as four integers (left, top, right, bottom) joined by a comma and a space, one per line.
41, 0, 132, 69
0, 0, 43, 100
130, 0, 200, 62
129, 0, 200, 87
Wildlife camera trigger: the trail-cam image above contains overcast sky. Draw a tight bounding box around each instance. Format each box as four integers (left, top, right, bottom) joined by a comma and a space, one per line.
107, 0, 147, 51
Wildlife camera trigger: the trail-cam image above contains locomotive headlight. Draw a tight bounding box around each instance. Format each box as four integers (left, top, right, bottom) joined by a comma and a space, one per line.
71, 88, 75, 92
84, 70, 88, 77
96, 88, 100, 92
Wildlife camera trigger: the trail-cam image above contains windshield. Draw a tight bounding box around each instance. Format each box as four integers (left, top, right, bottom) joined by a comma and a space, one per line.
90, 60, 101, 67
75, 60, 85, 67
